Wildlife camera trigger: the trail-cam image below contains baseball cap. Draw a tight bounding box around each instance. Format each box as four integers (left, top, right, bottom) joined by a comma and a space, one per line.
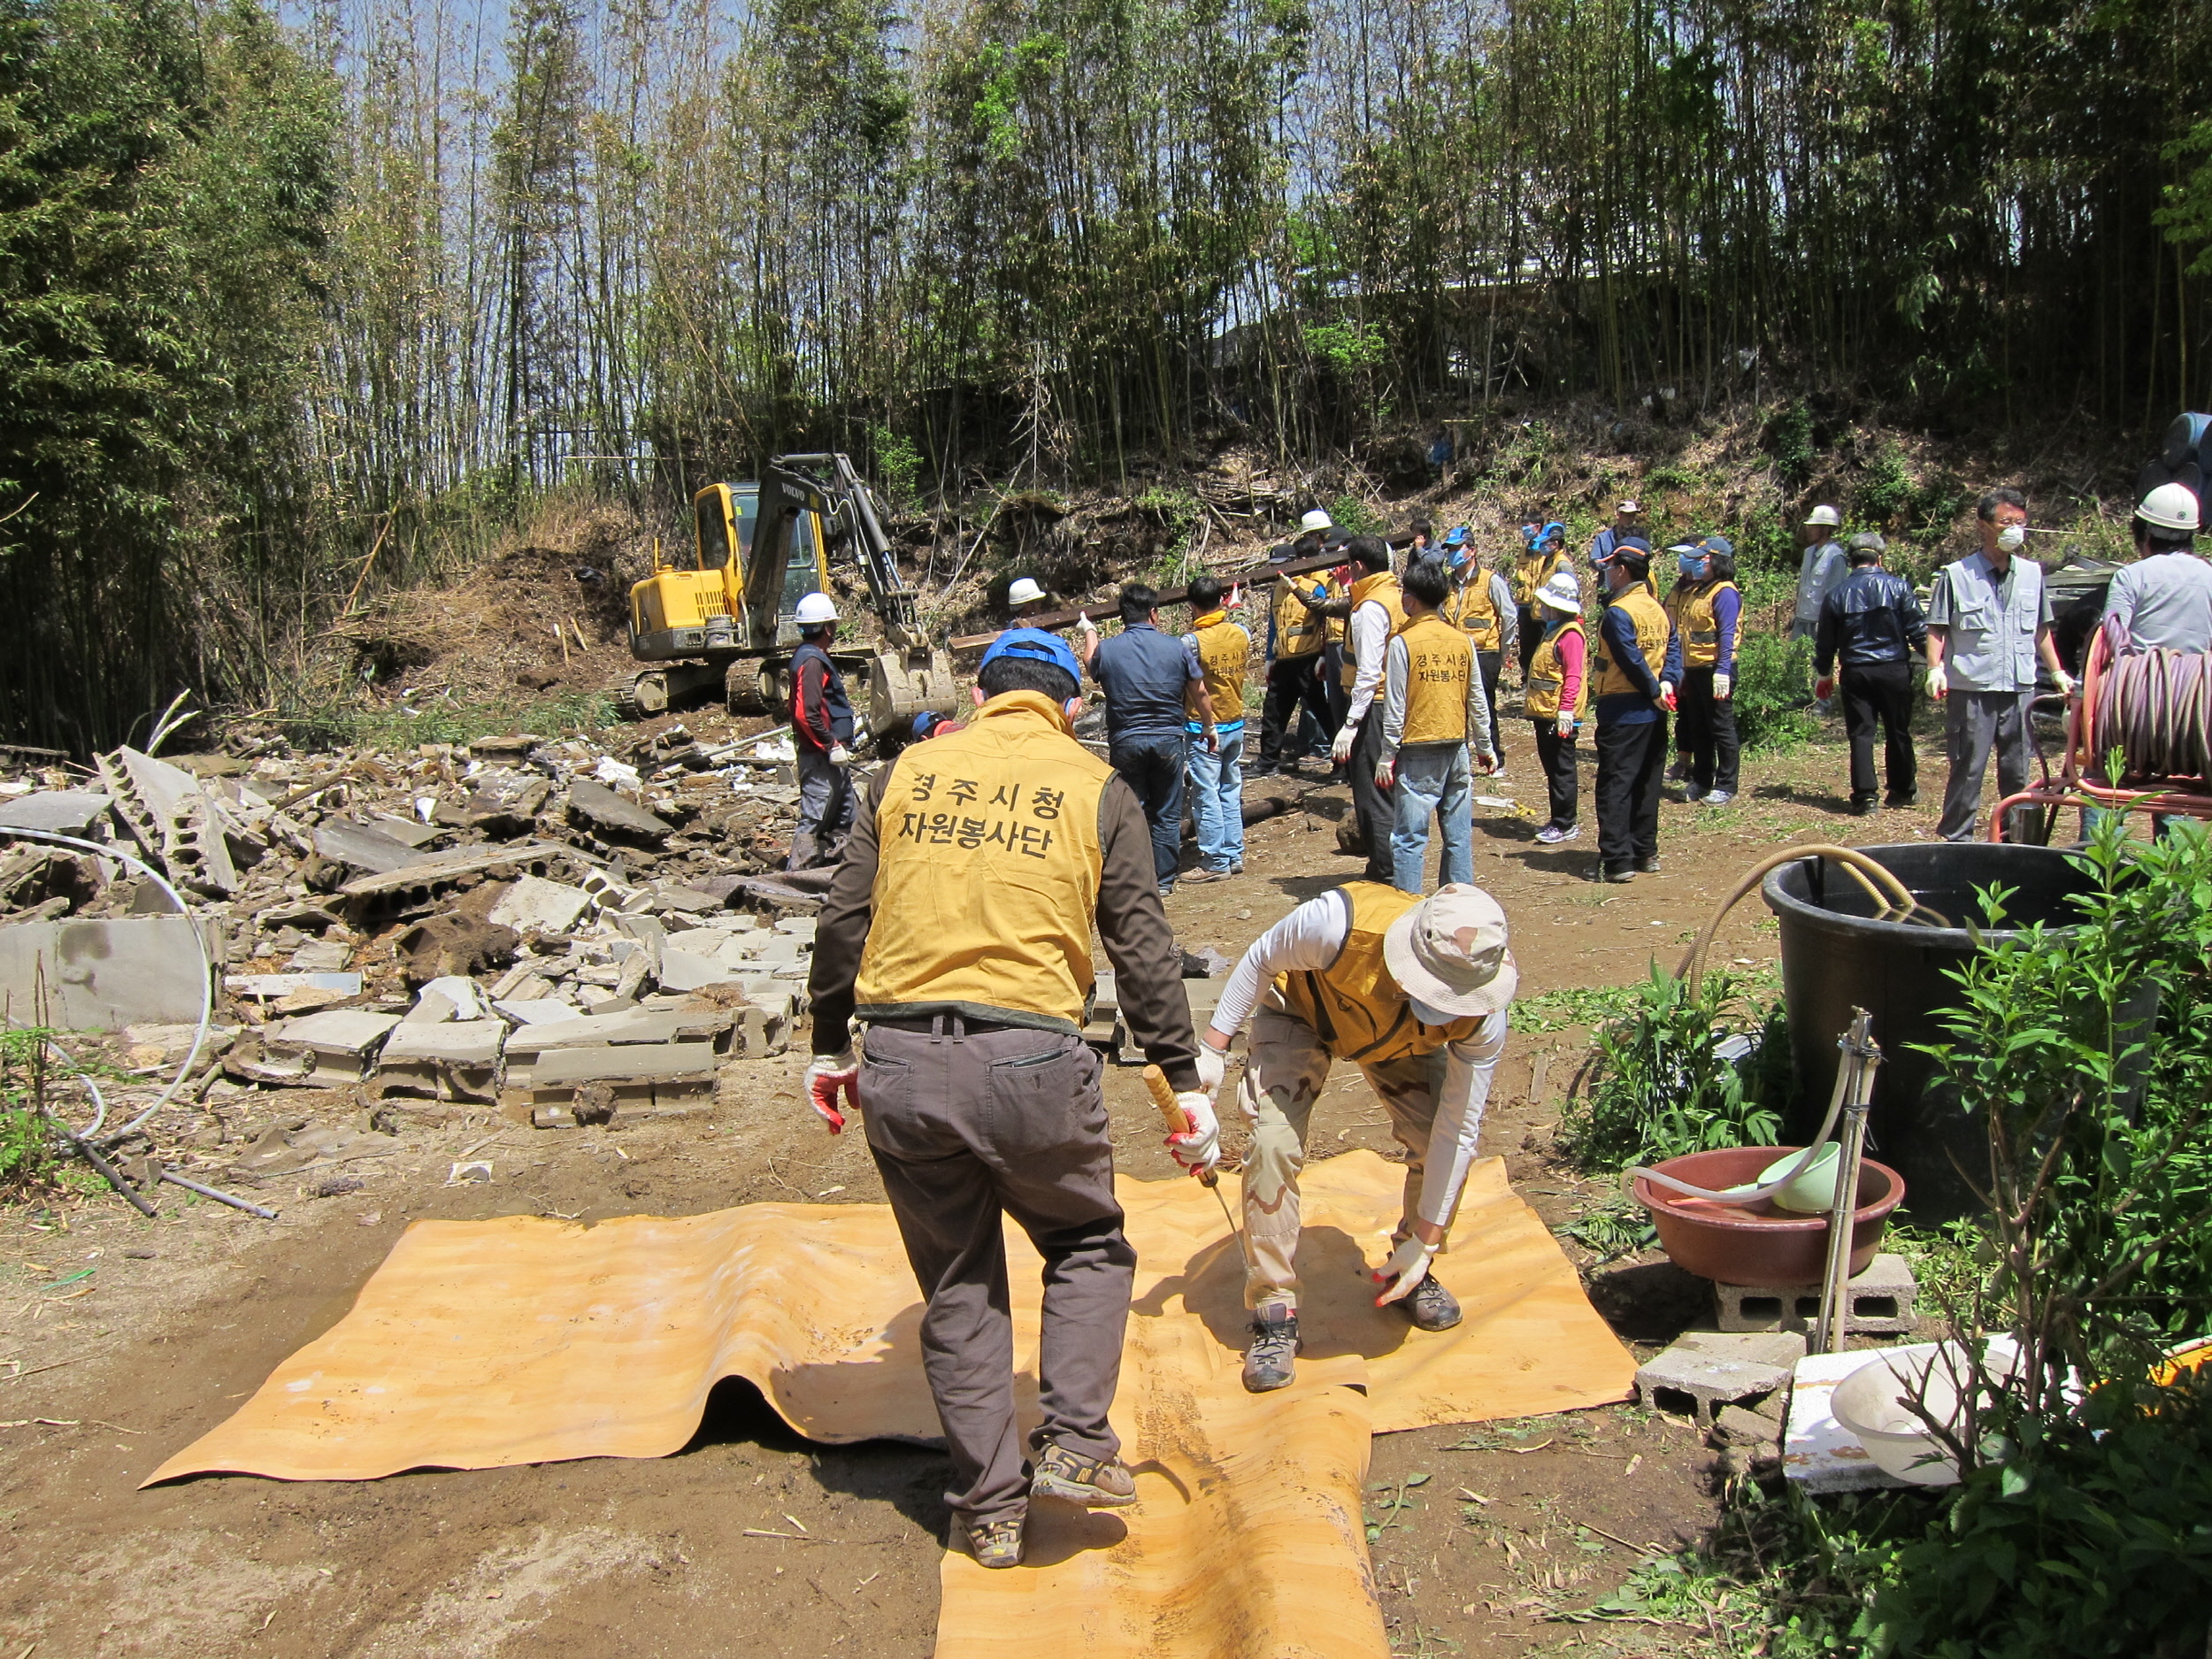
1697, 534, 1734, 558
979, 626, 1082, 690
1383, 884, 1517, 1017
1596, 534, 1653, 562
1441, 526, 1470, 549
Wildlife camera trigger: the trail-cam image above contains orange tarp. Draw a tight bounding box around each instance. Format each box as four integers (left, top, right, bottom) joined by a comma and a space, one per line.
149, 1153, 1634, 1658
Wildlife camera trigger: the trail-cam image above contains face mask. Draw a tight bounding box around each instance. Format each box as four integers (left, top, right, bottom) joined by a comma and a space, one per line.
1678, 554, 1705, 578
1995, 525, 2026, 552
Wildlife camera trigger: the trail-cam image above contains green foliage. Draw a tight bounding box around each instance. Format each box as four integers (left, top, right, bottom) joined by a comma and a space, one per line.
1732, 633, 1820, 749
867, 423, 923, 504
1765, 401, 1816, 488
1325, 495, 1385, 537
1558, 965, 1783, 1171
272, 688, 618, 749
0, 1027, 65, 1197
1513, 983, 1638, 1033
1553, 1190, 1656, 1263
1302, 318, 1387, 373
2156, 119, 2212, 278
1857, 444, 1916, 525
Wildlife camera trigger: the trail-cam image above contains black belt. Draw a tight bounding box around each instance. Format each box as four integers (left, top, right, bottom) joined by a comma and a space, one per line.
865, 1012, 1021, 1037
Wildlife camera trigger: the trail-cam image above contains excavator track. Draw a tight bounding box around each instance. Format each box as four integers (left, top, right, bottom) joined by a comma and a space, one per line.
606, 670, 669, 722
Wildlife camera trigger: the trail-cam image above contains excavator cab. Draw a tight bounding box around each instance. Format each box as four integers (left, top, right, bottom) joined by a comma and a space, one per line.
627, 486, 831, 664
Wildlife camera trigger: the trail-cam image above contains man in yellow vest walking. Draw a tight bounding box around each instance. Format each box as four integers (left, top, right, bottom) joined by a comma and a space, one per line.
805, 629, 1219, 1570
1377, 557, 1496, 892
1440, 526, 1517, 774
1313, 535, 1405, 882
1195, 882, 1516, 1391
1182, 576, 1253, 883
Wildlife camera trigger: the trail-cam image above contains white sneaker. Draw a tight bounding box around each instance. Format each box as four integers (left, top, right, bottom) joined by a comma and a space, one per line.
1701, 789, 1733, 807
1534, 824, 1580, 844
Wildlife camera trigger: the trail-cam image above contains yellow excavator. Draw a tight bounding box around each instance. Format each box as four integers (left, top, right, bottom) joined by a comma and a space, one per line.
618, 452, 959, 734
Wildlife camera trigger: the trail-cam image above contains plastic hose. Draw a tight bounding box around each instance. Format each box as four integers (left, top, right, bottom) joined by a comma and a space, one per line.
0, 826, 214, 1146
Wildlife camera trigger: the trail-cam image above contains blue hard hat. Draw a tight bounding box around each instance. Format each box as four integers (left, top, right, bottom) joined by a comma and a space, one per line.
979, 626, 1083, 689
910, 710, 941, 740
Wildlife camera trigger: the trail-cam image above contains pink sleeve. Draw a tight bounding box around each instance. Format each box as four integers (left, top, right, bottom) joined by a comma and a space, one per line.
1555, 627, 1586, 707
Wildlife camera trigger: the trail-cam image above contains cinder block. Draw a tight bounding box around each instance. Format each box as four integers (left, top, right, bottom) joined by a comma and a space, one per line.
1713, 1253, 1917, 1335
1677, 1330, 1809, 1369
1634, 1342, 1791, 1427
1715, 1402, 1784, 1447
736, 1003, 789, 1058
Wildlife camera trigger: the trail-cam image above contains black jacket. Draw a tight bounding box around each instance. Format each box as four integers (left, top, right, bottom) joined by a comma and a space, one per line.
1815, 568, 1929, 672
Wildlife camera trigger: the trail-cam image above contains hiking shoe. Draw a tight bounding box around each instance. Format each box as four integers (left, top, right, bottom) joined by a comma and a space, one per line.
1635, 855, 1662, 874
1031, 1443, 1139, 1508
1183, 867, 1229, 885
1242, 1311, 1301, 1393
960, 1510, 1026, 1570
1599, 864, 1636, 884
1851, 797, 1879, 817
1885, 791, 1918, 809
1534, 823, 1579, 845
1397, 1272, 1463, 1333
1700, 790, 1733, 807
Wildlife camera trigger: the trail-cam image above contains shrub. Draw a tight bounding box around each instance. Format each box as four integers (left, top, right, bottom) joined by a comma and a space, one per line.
1732, 632, 1819, 749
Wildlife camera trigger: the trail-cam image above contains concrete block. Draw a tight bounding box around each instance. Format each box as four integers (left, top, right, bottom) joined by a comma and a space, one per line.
1715, 1402, 1785, 1447
566, 780, 672, 841
402, 989, 458, 1026
657, 949, 742, 992
288, 940, 352, 972
488, 873, 592, 935
652, 885, 725, 913
1634, 1341, 1792, 1426
1677, 1330, 1809, 1368
735, 1002, 789, 1058
369, 814, 441, 848
0, 791, 112, 834
277, 1009, 403, 1053
495, 997, 586, 1026
418, 975, 487, 1021
380, 1019, 504, 1067
1715, 1254, 1916, 1336
313, 819, 433, 877
614, 911, 667, 973
227, 971, 362, 1002
0, 915, 218, 1029
256, 1009, 402, 1085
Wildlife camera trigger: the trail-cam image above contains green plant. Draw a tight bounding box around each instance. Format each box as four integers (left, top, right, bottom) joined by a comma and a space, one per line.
1325, 494, 1386, 537
1558, 966, 1783, 1171
1732, 632, 1820, 749
0, 1027, 69, 1199
1553, 1190, 1656, 1263
272, 687, 618, 749
1765, 400, 1816, 487
1513, 983, 1638, 1033
1302, 318, 1387, 373
867, 422, 923, 503
1857, 443, 1914, 526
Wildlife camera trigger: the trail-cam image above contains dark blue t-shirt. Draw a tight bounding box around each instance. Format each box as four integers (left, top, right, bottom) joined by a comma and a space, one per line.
1090, 623, 1195, 744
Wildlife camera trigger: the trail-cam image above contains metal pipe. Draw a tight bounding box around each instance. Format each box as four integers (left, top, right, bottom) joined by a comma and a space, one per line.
158, 1167, 277, 1219
65, 1131, 158, 1218
1813, 1013, 1881, 1356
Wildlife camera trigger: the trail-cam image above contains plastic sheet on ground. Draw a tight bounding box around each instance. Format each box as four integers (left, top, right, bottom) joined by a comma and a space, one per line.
148, 1152, 1634, 1657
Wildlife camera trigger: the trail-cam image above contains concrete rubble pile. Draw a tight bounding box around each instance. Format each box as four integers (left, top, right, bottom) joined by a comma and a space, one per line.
0, 723, 829, 1132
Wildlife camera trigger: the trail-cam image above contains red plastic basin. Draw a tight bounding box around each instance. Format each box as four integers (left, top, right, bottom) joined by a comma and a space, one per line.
1630, 1146, 1905, 1285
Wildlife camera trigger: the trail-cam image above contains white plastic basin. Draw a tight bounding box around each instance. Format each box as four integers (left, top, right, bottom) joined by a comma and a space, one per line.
1829, 1341, 2018, 1486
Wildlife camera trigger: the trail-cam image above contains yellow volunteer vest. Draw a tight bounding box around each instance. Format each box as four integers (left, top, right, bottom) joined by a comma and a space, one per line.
1397, 613, 1472, 746
1340, 572, 1408, 689
1525, 618, 1590, 719
1324, 575, 1350, 646
1443, 574, 1502, 650
1589, 585, 1673, 701
1184, 611, 1251, 725
855, 691, 1112, 1033
1664, 580, 1737, 669
1511, 547, 1569, 608
1273, 883, 1488, 1066
1271, 578, 1326, 659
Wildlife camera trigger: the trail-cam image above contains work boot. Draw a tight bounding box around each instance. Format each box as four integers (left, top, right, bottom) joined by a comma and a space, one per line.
1031, 1443, 1139, 1508
959, 1510, 1026, 1570
1242, 1310, 1301, 1393
1397, 1272, 1463, 1333
1885, 790, 1918, 809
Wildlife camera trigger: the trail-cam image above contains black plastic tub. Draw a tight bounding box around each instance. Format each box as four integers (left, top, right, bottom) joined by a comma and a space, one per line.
1760, 842, 2146, 1224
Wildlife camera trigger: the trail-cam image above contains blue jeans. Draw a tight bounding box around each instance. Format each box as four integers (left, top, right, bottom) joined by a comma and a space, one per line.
1389, 742, 1473, 893
1110, 733, 1187, 887
1186, 728, 1245, 872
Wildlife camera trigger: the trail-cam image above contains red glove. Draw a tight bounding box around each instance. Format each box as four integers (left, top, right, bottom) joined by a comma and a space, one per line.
804, 1050, 859, 1133
1657, 681, 1678, 713
1815, 676, 1835, 702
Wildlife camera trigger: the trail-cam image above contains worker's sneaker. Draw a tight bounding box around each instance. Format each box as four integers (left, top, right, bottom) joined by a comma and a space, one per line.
1635, 855, 1662, 874
1183, 867, 1230, 885
1851, 796, 1879, 817
1701, 790, 1733, 807
1396, 1272, 1463, 1333
959, 1510, 1026, 1570
1534, 823, 1579, 845
1242, 1311, 1301, 1393
1031, 1443, 1139, 1508
1885, 791, 1918, 809
1598, 864, 1636, 884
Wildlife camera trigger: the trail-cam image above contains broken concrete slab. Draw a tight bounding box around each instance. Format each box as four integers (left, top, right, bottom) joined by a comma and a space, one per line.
227, 972, 362, 1001
1715, 1402, 1786, 1448
98, 746, 241, 896
313, 819, 434, 877
495, 998, 586, 1025
566, 780, 672, 841
401, 989, 459, 1026
288, 940, 352, 972
373, 1018, 506, 1105
488, 873, 592, 935
336, 841, 572, 899
370, 814, 442, 848
0, 790, 113, 835
0, 915, 217, 1029
657, 949, 744, 993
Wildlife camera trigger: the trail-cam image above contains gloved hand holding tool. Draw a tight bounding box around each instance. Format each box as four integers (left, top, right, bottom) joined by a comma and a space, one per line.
827, 743, 852, 767
1143, 1064, 1250, 1270
805, 1049, 859, 1133
1555, 710, 1575, 739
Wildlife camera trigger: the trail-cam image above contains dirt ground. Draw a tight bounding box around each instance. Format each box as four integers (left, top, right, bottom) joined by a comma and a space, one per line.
0, 721, 1958, 1659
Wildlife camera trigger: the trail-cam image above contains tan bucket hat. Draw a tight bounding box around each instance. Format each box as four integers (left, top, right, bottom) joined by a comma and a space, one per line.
1383, 883, 1517, 1018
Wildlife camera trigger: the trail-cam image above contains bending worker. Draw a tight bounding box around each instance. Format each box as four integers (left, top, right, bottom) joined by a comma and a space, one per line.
805, 627, 1220, 1570
1196, 881, 1516, 1392
1378, 557, 1496, 893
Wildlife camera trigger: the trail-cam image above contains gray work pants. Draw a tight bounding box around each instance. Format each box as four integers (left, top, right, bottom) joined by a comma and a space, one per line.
858, 1018, 1134, 1525
788, 744, 854, 869
1938, 688, 2033, 841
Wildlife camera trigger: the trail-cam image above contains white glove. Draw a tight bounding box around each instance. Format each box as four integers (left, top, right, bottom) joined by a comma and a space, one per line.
1166, 1091, 1220, 1174
804, 1049, 859, 1134
1193, 1043, 1227, 1101
1076, 611, 1097, 634
2053, 669, 2078, 699
1371, 1235, 1436, 1306
1373, 756, 1394, 789
1657, 681, 1677, 711
1555, 711, 1576, 739
1712, 673, 1732, 700
827, 743, 852, 767
1926, 661, 1947, 700
1330, 724, 1356, 764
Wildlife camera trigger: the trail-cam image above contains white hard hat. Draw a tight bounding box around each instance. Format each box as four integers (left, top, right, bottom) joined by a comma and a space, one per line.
1804, 504, 1841, 528
2139, 482, 2201, 535
1300, 509, 1334, 534
1382, 883, 1517, 1017
1534, 569, 1582, 613
794, 592, 839, 626
1007, 577, 1046, 606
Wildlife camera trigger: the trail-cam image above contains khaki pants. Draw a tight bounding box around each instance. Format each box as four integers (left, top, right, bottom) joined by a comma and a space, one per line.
858, 1018, 1134, 1525
1237, 1002, 1448, 1315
